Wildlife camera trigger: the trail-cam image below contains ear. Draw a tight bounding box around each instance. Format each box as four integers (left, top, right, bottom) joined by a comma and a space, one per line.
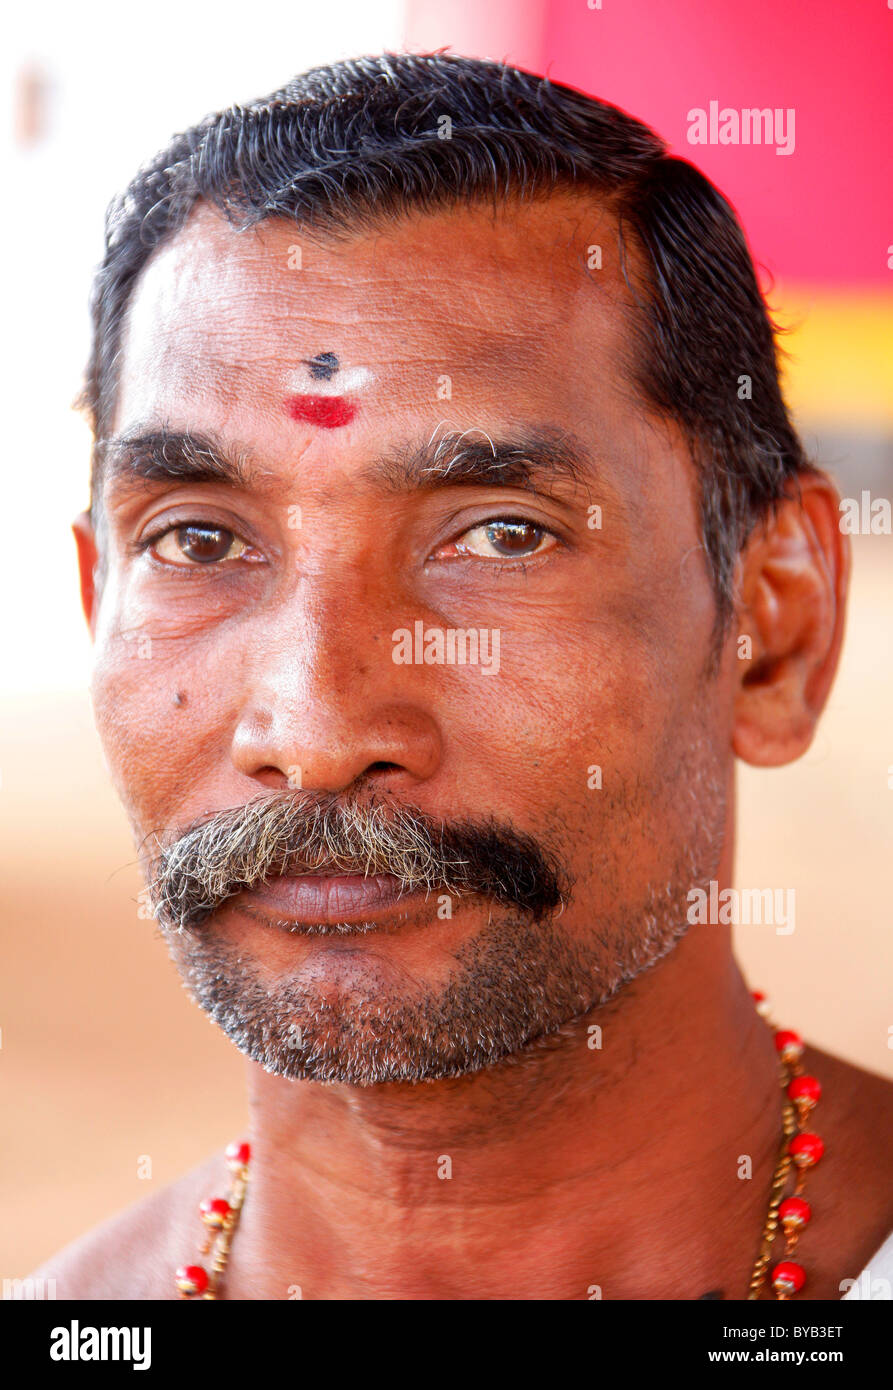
732, 472, 850, 766
72, 510, 99, 638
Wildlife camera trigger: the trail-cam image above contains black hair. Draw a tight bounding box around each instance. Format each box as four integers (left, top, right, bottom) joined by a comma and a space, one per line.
81, 50, 812, 630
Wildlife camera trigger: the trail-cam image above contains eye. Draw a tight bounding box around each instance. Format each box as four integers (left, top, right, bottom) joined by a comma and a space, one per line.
434, 518, 557, 561
146, 523, 260, 566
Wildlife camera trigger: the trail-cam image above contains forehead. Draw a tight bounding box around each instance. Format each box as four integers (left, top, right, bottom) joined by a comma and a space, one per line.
112, 194, 643, 435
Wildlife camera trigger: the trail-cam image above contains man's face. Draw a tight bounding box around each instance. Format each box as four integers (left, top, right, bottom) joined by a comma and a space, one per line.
85, 194, 732, 1083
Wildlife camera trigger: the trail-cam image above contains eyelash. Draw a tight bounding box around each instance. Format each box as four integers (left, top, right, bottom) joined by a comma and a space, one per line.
130, 516, 562, 568
434, 518, 560, 566
129, 523, 253, 559
130, 530, 168, 556
127, 527, 237, 581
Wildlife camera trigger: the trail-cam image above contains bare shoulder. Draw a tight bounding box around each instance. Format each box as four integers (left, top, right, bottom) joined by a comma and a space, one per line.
801, 1044, 893, 1292
807, 1044, 893, 1150
28, 1154, 223, 1301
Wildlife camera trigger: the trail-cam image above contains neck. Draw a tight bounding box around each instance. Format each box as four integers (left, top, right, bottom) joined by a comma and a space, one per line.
229, 925, 780, 1300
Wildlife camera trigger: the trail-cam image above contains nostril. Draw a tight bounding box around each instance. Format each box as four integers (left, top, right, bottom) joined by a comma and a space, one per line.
367, 761, 400, 774
253, 767, 292, 789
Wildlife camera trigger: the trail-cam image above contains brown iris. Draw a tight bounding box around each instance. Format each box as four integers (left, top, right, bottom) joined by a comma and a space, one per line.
483, 520, 544, 556
176, 525, 234, 563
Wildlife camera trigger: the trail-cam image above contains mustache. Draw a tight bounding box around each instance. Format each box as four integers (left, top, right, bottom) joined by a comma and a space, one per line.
145, 791, 570, 930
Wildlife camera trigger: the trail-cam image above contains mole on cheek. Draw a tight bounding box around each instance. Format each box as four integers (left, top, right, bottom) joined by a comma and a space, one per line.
173, 691, 187, 707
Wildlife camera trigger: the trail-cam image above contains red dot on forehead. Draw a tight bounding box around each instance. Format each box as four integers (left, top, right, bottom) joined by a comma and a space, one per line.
284, 395, 358, 428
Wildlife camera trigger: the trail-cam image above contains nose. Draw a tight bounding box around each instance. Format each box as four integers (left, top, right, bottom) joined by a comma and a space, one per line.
230, 585, 443, 796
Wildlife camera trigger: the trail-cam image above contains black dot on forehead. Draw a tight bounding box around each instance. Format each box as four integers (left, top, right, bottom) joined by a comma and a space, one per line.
304, 352, 340, 380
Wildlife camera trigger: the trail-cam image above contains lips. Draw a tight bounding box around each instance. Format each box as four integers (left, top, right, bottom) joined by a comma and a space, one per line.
239, 872, 417, 925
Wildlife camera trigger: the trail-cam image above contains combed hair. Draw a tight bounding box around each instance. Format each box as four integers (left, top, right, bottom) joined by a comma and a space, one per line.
81, 50, 812, 630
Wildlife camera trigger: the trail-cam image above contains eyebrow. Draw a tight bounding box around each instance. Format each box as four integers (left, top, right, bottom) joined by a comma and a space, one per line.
99, 423, 593, 504
99, 428, 257, 494
373, 425, 592, 498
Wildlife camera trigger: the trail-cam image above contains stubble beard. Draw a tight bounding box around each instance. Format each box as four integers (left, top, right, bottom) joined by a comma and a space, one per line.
153, 740, 727, 1086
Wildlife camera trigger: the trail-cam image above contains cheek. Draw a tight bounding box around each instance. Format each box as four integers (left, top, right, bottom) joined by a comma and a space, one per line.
474, 605, 715, 873
90, 626, 238, 829
478, 614, 676, 784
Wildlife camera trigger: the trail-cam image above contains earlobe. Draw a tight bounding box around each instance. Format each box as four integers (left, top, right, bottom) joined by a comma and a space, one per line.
732, 474, 850, 767
72, 511, 99, 637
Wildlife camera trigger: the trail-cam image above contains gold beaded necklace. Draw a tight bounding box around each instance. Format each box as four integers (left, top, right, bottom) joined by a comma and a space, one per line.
175, 991, 824, 1301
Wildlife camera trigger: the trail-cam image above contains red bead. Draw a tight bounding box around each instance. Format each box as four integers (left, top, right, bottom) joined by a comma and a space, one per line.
774, 1029, 803, 1061
199, 1197, 231, 1229
789, 1132, 824, 1167
788, 1075, 821, 1105
175, 1264, 208, 1295
779, 1197, 812, 1229
771, 1261, 806, 1295
225, 1139, 251, 1169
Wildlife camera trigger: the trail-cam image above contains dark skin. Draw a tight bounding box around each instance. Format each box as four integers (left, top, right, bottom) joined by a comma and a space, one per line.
36, 195, 892, 1298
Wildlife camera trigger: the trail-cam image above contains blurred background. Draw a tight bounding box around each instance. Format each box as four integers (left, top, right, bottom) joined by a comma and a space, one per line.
2, 0, 891, 1276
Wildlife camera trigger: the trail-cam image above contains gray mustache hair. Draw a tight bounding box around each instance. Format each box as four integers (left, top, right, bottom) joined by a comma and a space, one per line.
146, 791, 568, 931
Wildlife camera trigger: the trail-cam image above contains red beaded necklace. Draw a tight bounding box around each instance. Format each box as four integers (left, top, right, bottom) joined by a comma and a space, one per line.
748, 991, 824, 1299
175, 1139, 249, 1300
175, 991, 824, 1301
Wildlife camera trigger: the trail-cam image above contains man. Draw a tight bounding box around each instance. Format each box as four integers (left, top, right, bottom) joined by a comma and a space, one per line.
36, 51, 892, 1300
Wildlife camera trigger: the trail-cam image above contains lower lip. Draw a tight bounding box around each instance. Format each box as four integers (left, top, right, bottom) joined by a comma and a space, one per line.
240, 873, 415, 925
